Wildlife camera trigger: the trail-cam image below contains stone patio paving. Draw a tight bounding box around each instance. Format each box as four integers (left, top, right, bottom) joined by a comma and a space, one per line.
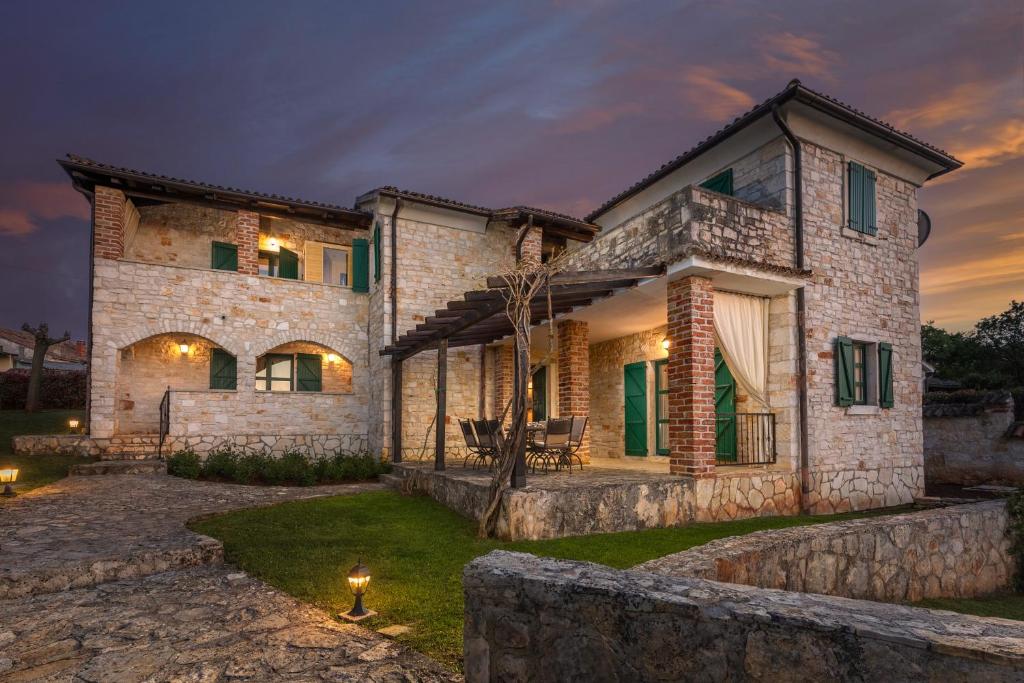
0, 474, 457, 681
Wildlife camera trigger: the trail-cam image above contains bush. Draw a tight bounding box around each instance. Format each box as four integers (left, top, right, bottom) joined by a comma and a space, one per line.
1008, 489, 1024, 592
166, 447, 388, 486
166, 449, 201, 479
0, 369, 86, 410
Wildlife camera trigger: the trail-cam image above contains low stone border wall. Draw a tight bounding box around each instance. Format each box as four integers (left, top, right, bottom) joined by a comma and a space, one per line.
13, 432, 369, 458
636, 500, 1012, 602
924, 393, 1024, 486
390, 462, 695, 540
464, 551, 1024, 682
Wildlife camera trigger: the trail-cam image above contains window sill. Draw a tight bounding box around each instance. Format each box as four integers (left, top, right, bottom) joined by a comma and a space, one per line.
841, 226, 879, 245
255, 390, 354, 397
846, 404, 880, 416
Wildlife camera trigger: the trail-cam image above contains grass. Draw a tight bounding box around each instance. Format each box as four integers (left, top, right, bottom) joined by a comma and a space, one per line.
916, 593, 1024, 622
0, 408, 86, 492
192, 490, 908, 670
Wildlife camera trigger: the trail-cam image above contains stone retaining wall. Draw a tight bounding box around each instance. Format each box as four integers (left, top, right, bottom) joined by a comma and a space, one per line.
924, 394, 1024, 486
637, 500, 1012, 602
13, 433, 368, 458
464, 551, 1024, 682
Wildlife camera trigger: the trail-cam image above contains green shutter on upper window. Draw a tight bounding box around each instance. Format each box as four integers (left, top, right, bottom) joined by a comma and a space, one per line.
848, 162, 877, 235
700, 168, 734, 196
209, 349, 237, 390
352, 238, 369, 293
278, 247, 299, 279
211, 242, 238, 271
835, 336, 855, 406
372, 223, 382, 283
878, 342, 894, 408
296, 353, 322, 392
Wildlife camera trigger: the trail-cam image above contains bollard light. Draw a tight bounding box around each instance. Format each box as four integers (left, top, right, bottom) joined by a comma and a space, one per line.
0, 468, 18, 497
341, 559, 376, 621
68, 417, 80, 431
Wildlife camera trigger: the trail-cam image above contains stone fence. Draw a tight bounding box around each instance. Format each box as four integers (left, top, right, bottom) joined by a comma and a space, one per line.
924, 391, 1024, 486
464, 551, 1024, 682
636, 500, 1012, 602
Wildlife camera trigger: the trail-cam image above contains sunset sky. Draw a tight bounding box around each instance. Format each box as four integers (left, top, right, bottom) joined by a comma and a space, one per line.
0, 1, 1019, 338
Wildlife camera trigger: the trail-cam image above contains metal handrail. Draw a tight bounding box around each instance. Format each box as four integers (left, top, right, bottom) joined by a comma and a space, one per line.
715, 412, 776, 466
158, 386, 170, 458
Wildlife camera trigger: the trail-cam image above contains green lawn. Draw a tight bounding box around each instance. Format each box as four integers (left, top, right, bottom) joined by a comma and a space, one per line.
0, 408, 86, 492
916, 593, 1024, 622
192, 490, 908, 670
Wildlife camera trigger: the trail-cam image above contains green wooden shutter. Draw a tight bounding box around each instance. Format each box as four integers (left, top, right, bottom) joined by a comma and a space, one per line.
848, 162, 864, 232
714, 348, 737, 462
623, 362, 647, 456
211, 242, 238, 271
836, 336, 855, 406
278, 247, 299, 279
878, 342, 894, 408
296, 353, 322, 392
700, 168, 734, 196
863, 168, 877, 236
372, 223, 382, 283
352, 238, 369, 293
209, 349, 237, 390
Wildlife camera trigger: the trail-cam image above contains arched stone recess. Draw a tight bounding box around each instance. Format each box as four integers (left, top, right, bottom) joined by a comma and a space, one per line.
249, 330, 365, 391
110, 320, 240, 357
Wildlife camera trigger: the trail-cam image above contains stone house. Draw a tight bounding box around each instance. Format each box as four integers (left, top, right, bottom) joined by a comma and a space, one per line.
57, 79, 960, 517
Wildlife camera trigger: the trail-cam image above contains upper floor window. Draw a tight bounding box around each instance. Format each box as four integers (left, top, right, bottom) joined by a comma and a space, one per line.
700, 168, 734, 196
322, 246, 350, 286
259, 248, 299, 279
211, 242, 238, 272
847, 161, 877, 235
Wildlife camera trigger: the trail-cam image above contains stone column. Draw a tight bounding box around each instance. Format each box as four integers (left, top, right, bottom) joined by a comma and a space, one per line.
493, 345, 514, 423
93, 186, 126, 260
667, 276, 716, 478
557, 319, 590, 461
518, 224, 543, 266
236, 210, 260, 275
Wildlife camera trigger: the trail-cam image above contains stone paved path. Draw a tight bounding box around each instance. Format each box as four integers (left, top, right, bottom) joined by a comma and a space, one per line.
0, 474, 458, 681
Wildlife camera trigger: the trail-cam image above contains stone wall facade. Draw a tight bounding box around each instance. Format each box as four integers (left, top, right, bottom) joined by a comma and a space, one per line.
464, 550, 1024, 682
640, 500, 1013, 602
800, 140, 927, 513
925, 394, 1024, 486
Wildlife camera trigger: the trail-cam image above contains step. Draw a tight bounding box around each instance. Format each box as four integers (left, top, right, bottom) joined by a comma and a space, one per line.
100, 451, 163, 461
71, 460, 167, 476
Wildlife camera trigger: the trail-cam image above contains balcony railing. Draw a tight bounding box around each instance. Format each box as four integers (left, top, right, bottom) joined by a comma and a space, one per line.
715, 412, 776, 466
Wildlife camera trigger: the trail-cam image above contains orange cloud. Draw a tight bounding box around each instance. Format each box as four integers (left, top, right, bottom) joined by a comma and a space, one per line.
0, 181, 89, 236
758, 33, 839, 80
682, 67, 755, 120
555, 101, 644, 134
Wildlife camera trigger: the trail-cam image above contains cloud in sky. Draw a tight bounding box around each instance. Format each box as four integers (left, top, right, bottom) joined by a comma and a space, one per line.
758, 33, 840, 81
0, 181, 89, 236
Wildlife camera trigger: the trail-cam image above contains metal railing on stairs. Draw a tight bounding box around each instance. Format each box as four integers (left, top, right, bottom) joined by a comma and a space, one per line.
158, 386, 170, 458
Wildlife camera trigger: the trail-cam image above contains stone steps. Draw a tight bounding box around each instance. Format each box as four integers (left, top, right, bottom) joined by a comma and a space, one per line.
101, 434, 164, 460
71, 460, 167, 476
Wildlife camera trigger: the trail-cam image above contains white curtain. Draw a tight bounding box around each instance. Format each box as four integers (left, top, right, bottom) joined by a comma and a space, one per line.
713, 291, 770, 408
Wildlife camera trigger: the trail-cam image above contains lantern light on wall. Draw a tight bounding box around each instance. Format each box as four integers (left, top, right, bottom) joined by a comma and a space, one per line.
179, 342, 191, 354
661, 338, 671, 351
340, 559, 376, 621
0, 468, 18, 497
327, 353, 340, 364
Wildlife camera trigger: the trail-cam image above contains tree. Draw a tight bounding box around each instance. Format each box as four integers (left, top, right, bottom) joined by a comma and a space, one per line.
973, 300, 1024, 387
21, 322, 70, 412
921, 300, 1024, 389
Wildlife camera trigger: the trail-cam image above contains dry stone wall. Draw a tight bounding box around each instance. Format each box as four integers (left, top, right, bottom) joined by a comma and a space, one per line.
924, 394, 1024, 485
638, 500, 1012, 602
464, 550, 1024, 683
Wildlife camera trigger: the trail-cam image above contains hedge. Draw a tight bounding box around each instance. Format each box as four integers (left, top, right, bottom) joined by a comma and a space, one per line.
166, 447, 390, 486
0, 369, 86, 410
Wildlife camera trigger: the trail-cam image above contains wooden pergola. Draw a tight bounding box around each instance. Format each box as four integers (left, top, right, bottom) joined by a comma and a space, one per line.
381, 265, 664, 486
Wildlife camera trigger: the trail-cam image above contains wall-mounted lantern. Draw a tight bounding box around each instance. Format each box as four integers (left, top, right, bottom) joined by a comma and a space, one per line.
179, 342, 191, 354
327, 353, 340, 364
661, 338, 671, 351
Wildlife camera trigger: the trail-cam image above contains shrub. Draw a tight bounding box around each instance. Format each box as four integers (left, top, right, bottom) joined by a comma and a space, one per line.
166, 449, 201, 479
0, 369, 86, 410
1009, 489, 1024, 592
167, 447, 388, 486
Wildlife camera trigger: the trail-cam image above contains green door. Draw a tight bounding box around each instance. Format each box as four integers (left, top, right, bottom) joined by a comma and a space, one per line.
531, 367, 547, 421
624, 362, 647, 456
715, 349, 737, 462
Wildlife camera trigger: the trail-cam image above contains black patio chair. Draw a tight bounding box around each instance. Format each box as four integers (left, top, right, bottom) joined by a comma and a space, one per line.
472, 419, 499, 469
530, 418, 573, 473
460, 419, 486, 469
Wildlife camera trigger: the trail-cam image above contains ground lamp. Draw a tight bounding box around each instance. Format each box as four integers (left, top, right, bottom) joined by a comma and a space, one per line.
0, 468, 18, 497
68, 417, 80, 432
341, 559, 375, 621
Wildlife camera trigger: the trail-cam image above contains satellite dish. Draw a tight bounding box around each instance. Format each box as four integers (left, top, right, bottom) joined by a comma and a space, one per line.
917, 209, 932, 247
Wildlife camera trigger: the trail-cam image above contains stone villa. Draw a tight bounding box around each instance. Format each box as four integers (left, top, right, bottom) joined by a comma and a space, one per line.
49, 80, 961, 523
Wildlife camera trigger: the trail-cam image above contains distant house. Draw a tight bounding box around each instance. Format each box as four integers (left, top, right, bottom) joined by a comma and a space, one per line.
0, 328, 87, 372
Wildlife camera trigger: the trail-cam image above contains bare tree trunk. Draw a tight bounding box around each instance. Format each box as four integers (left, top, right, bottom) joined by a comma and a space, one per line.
22, 323, 69, 413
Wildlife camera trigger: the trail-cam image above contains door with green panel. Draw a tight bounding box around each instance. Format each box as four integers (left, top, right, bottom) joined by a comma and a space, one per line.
530, 366, 547, 421
715, 348, 737, 462
654, 359, 669, 455
624, 362, 647, 456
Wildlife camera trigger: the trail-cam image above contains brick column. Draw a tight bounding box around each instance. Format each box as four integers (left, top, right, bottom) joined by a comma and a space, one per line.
667, 276, 716, 478
557, 319, 590, 461
236, 210, 260, 275
93, 186, 126, 260
518, 225, 543, 266
493, 345, 514, 422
